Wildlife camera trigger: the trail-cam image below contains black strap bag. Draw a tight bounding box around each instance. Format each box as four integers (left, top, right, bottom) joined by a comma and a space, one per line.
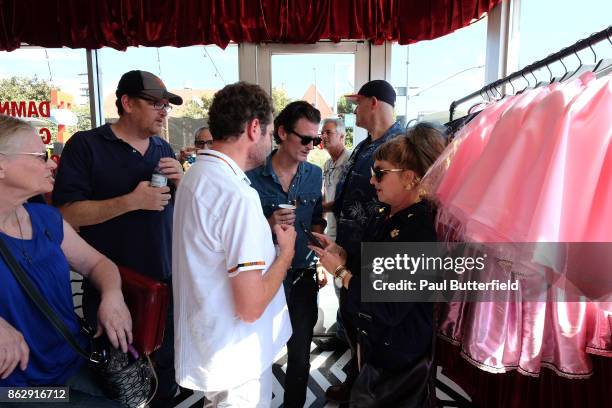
0, 237, 155, 408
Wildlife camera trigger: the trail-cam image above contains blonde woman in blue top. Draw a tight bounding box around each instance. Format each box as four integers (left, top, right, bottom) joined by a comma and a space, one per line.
0, 115, 132, 407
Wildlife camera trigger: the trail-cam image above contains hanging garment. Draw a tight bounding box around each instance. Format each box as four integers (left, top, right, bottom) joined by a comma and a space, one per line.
425, 72, 612, 378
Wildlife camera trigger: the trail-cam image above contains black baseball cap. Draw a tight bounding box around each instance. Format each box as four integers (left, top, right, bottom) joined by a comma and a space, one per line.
116, 70, 183, 105
346, 80, 396, 107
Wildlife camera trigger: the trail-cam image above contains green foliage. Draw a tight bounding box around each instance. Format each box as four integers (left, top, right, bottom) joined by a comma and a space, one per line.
0, 76, 97, 142
272, 86, 292, 114
336, 96, 356, 114
307, 147, 330, 169
0, 76, 52, 103
71, 104, 92, 133
181, 94, 214, 119
344, 128, 354, 150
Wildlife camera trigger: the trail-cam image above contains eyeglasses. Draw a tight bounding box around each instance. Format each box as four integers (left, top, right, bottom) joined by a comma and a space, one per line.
370, 166, 405, 182
0, 151, 50, 162
289, 130, 322, 146
138, 95, 173, 112
194, 140, 213, 148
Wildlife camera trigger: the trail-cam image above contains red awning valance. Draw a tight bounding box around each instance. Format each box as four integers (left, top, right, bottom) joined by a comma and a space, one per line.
0, 0, 501, 51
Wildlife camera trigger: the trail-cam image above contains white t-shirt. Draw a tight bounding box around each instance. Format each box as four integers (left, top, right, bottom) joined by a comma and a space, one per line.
323, 148, 350, 240
172, 149, 292, 392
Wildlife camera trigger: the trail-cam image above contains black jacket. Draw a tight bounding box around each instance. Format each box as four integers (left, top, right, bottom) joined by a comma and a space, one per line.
344, 200, 436, 372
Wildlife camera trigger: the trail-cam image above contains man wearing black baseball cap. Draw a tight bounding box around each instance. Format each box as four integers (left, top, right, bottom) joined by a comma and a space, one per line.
325, 79, 404, 402
53, 70, 183, 407
116, 70, 183, 106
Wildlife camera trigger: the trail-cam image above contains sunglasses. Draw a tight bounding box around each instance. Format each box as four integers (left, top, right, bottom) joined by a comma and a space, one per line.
0, 151, 50, 162
370, 166, 404, 182
290, 130, 322, 146
194, 140, 213, 148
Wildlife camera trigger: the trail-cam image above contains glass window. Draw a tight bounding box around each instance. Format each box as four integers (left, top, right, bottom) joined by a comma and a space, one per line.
390, 17, 487, 125
270, 52, 356, 168
0, 47, 91, 156
518, 0, 612, 79
99, 45, 239, 154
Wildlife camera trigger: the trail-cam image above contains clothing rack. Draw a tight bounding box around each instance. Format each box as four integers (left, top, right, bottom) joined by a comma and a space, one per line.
449, 25, 612, 121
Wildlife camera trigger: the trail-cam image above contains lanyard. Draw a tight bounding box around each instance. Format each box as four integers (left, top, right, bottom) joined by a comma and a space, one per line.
198, 152, 237, 175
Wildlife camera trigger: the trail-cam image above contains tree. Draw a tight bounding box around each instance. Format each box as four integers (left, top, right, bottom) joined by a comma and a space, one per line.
336, 96, 356, 114
344, 128, 354, 149
181, 94, 214, 119
0, 76, 53, 103
0, 76, 62, 143
272, 86, 292, 113
71, 104, 92, 133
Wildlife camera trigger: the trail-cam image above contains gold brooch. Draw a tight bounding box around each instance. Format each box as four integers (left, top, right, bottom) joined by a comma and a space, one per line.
390, 228, 400, 238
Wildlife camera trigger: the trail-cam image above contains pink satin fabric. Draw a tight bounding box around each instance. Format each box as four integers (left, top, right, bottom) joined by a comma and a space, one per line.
427, 73, 612, 378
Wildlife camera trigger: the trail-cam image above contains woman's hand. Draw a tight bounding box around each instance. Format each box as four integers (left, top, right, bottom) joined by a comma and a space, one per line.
310, 232, 347, 265
0, 317, 29, 379
96, 290, 133, 353
309, 244, 345, 276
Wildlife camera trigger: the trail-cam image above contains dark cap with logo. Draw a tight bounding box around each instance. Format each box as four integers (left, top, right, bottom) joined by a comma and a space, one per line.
116, 70, 183, 105
346, 80, 396, 107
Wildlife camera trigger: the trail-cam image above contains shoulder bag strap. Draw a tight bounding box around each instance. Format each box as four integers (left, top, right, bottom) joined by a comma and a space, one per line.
0, 236, 98, 362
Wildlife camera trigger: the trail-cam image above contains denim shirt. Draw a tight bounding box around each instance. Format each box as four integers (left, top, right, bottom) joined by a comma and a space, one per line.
333, 121, 404, 272
247, 150, 326, 273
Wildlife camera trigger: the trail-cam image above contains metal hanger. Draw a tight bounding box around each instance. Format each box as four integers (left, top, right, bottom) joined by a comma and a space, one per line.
517, 71, 532, 94
536, 63, 552, 88
551, 58, 569, 83
594, 31, 612, 77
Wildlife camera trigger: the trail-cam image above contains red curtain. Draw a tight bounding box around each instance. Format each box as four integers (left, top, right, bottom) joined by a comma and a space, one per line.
0, 0, 500, 51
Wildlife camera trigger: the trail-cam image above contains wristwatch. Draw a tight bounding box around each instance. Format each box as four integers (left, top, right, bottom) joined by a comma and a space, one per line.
334, 265, 349, 289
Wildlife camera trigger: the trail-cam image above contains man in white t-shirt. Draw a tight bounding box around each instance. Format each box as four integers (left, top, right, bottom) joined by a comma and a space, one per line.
172, 82, 295, 407
321, 117, 351, 240
318, 117, 351, 353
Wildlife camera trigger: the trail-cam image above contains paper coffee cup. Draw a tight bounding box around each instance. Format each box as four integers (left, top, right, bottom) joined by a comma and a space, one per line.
278, 204, 296, 210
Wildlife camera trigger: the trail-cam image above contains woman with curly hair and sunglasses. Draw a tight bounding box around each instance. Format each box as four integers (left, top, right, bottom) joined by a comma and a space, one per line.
310, 122, 447, 407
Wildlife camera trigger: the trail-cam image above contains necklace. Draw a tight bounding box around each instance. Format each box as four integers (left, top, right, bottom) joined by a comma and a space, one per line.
13, 210, 32, 264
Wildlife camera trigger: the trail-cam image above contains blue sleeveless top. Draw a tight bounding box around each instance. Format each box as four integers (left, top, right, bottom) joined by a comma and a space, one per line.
0, 203, 86, 386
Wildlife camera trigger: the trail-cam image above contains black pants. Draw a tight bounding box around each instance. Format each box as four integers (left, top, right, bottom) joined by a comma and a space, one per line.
149, 292, 178, 408
283, 268, 318, 408
339, 287, 360, 387
82, 282, 177, 408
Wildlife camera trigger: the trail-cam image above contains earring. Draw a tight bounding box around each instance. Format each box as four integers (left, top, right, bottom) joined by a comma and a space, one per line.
406, 176, 421, 190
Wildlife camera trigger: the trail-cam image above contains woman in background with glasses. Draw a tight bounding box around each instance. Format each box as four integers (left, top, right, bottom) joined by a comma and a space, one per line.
0, 115, 132, 407
310, 122, 446, 407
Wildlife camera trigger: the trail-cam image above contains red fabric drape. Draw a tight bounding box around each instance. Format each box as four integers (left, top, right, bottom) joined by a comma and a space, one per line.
0, 0, 500, 51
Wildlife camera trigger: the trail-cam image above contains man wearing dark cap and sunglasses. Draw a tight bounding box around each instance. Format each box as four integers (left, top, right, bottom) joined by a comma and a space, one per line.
52, 70, 184, 407
325, 79, 404, 402
247, 101, 327, 408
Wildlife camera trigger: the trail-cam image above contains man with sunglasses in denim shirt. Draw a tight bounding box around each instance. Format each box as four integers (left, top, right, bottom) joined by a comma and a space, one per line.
247, 101, 327, 408
52, 70, 183, 408
326, 79, 404, 402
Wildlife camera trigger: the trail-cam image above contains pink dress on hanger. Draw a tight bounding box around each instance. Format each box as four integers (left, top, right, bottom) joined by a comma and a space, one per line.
431, 73, 612, 378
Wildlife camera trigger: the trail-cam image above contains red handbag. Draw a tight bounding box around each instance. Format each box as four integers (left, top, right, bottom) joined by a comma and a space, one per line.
118, 266, 169, 356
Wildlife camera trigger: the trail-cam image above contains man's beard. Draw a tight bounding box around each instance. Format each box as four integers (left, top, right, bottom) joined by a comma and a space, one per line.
245, 135, 270, 171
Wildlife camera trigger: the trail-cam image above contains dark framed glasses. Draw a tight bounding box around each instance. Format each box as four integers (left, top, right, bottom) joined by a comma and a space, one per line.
290, 130, 322, 146
0, 151, 50, 162
137, 95, 173, 112
370, 166, 404, 182
194, 140, 213, 148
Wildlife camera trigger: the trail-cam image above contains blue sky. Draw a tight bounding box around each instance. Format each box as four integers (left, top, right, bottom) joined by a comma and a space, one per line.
1, 0, 611, 122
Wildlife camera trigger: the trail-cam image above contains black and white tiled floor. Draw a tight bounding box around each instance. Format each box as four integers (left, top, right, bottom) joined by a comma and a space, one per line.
72, 274, 472, 407
172, 339, 473, 408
